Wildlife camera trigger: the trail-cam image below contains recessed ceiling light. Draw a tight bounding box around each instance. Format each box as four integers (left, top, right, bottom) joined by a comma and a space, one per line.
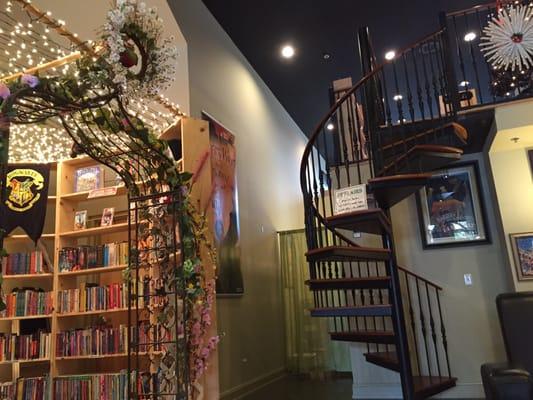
385, 50, 396, 61
459, 81, 470, 87
326, 123, 335, 131
323, 52, 331, 60
393, 94, 403, 101
464, 32, 477, 42
281, 45, 295, 59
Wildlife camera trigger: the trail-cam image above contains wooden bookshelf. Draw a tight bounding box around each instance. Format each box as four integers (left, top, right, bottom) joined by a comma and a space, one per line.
0, 117, 220, 398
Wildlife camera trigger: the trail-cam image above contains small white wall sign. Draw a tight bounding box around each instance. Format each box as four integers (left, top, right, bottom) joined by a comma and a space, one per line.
333, 184, 368, 215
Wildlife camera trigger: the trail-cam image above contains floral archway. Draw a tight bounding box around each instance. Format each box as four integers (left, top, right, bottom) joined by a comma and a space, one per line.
0, 0, 217, 397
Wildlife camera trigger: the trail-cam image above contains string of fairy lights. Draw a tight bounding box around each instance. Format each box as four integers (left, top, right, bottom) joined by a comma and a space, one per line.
1, 0, 184, 163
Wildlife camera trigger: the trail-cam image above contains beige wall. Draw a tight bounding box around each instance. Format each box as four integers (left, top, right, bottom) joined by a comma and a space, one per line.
168, 0, 308, 396
489, 100, 533, 292
351, 153, 510, 399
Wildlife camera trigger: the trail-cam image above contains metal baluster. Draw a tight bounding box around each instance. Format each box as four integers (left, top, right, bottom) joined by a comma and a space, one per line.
347, 94, 363, 183
420, 42, 436, 119
366, 261, 379, 352
435, 33, 453, 117
436, 289, 452, 378
427, 37, 443, 119
464, 12, 483, 104
402, 53, 416, 122
452, 15, 470, 107
404, 273, 421, 376
411, 50, 426, 121
476, 7, 497, 104
416, 277, 432, 377
426, 283, 442, 377
392, 62, 405, 124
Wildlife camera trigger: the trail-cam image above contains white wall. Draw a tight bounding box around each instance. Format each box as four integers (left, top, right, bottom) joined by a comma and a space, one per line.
167, 0, 308, 396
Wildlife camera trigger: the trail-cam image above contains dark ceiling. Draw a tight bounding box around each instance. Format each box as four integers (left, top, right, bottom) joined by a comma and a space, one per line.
202, 0, 482, 136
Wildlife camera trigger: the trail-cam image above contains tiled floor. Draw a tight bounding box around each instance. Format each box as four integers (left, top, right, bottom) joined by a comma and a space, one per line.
241, 376, 353, 400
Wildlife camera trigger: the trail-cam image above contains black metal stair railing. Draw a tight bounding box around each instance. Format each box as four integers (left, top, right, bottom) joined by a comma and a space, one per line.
399, 267, 452, 379
300, 28, 456, 399
441, 1, 533, 110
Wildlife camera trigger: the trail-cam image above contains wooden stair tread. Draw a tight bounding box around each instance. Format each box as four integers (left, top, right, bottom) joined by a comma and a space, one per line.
381, 122, 468, 151
364, 351, 400, 372
331, 330, 395, 344
306, 276, 390, 290
310, 304, 392, 318
379, 144, 463, 176
306, 246, 391, 262
368, 173, 431, 209
413, 376, 457, 399
325, 208, 391, 235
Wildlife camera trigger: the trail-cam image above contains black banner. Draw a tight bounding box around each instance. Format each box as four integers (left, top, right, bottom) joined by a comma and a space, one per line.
0, 164, 50, 243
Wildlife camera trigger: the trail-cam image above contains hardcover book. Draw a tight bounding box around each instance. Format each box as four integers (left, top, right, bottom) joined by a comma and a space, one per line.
74, 166, 103, 193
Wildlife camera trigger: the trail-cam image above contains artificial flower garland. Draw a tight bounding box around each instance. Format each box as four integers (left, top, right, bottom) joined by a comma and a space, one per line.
102, 0, 178, 99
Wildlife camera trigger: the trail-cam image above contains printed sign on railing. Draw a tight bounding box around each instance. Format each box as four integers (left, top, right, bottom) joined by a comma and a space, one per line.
333, 184, 368, 215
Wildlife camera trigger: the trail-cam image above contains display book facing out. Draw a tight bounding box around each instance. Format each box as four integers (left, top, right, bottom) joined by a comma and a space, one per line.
0, 155, 171, 399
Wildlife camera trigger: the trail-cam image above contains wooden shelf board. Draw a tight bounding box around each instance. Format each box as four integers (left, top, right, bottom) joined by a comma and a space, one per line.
55, 353, 128, 361
0, 358, 50, 366
5, 233, 55, 241
3, 273, 54, 280
58, 264, 127, 277
59, 223, 131, 238
0, 314, 52, 321
60, 185, 128, 202
56, 308, 129, 318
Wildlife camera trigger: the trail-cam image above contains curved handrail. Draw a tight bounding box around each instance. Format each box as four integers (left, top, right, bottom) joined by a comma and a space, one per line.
299, 27, 445, 199
300, 28, 447, 291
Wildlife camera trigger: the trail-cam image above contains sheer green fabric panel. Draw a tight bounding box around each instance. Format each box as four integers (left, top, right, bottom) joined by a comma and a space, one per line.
279, 230, 351, 374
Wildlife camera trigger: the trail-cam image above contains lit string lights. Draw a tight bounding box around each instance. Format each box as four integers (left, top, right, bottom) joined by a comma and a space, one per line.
1, 0, 185, 163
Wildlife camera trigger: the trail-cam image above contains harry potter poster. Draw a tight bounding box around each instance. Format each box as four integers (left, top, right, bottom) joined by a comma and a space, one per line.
202, 113, 244, 295
0, 164, 50, 243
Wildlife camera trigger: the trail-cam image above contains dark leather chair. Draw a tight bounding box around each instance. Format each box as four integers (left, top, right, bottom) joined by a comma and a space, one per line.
481, 292, 533, 399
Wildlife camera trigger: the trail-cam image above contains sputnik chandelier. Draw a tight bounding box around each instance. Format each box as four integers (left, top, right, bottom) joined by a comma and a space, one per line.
0, 0, 184, 163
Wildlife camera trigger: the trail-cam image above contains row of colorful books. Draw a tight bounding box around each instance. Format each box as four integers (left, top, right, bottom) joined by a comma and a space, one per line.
0, 331, 50, 362
1, 251, 48, 276
54, 373, 127, 400
58, 242, 128, 272
57, 282, 128, 314
53, 371, 161, 399
0, 377, 49, 400
55, 325, 128, 358
1, 290, 53, 318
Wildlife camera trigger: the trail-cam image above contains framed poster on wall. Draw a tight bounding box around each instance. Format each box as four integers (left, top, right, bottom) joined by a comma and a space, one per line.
202, 112, 244, 296
510, 232, 533, 281
416, 161, 490, 248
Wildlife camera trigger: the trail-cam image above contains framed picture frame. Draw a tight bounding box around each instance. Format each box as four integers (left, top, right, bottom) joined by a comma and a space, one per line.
74, 210, 87, 230
509, 233, 533, 281
416, 161, 490, 248
527, 149, 533, 177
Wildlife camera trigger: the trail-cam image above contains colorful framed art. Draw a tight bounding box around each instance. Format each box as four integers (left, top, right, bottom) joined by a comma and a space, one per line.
416, 161, 490, 248
510, 232, 533, 281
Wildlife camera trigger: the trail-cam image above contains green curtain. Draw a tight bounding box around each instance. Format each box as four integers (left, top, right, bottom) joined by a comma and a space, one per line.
278, 229, 351, 375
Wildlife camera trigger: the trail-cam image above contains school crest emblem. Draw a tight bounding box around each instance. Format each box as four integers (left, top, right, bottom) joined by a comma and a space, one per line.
5, 168, 45, 212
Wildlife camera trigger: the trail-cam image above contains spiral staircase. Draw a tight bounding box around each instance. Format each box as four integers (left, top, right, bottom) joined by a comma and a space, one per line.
299, 28, 477, 399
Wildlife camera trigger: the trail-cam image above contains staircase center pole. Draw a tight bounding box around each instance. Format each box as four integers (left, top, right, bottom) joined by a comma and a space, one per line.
383, 227, 415, 399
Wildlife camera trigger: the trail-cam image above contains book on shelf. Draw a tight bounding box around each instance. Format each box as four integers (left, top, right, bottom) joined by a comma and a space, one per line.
16, 376, 49, 400
1, 289, 53, 318
74, 166, 103, 193
58, 242, 128, 273
0, 382, 14, 400
100, 207, 115, 227
54, 372, 128, 400
74, 210, 87, 230
55, 324, 128, 358
0, 331, 50, 362
1, 251, 49, 275
57, 282, 128, 314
